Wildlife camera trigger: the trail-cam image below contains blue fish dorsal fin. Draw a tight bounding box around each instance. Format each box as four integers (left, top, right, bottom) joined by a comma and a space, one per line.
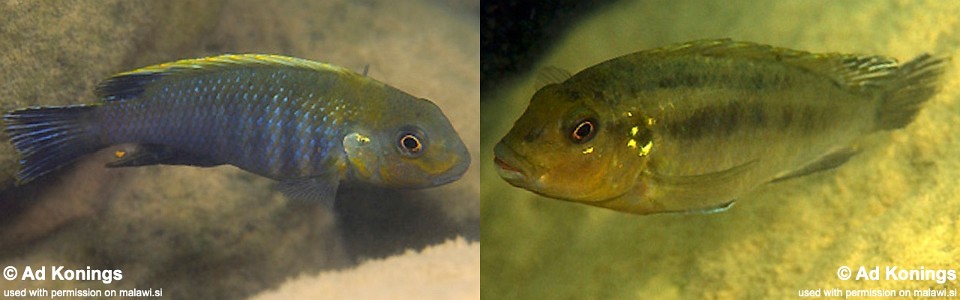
95, 54, 357, 101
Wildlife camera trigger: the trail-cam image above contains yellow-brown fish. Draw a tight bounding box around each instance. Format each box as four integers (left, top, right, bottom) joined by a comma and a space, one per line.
494, 39, 946, 215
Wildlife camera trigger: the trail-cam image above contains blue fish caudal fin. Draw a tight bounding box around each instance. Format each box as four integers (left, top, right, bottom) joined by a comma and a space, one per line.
3, 105, 103, 184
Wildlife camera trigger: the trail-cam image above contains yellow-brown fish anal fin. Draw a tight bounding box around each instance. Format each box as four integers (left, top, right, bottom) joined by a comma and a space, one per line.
105, 144, 224, 168
876, 54, 948, 130
534, 66, 572, 90
279, 174, 340, 208
771, 146, 860, 183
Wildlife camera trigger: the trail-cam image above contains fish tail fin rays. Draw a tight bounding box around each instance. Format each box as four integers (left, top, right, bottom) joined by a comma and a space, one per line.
3, 105, 104, 184
876, 54, 949, 131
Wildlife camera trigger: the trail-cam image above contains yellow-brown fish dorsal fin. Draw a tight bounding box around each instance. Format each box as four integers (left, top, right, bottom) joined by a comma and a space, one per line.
649, 39, 906, 93
534, 66, 572, 90
96, 54, 355, 101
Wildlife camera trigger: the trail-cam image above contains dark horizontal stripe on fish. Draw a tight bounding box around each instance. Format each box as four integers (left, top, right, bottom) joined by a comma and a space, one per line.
652, 71, 790, 90
586, 59, 796, 102
663, 101, 825, 140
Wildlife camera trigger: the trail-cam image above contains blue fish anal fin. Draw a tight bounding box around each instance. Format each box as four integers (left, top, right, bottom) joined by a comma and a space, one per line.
3, 105, 103, 184
106, 144, 224, 168
95, 72, 165, 101
278, 174, 340, 208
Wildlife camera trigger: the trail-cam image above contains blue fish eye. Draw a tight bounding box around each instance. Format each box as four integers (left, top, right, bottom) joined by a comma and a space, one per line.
396, 127, 427, 157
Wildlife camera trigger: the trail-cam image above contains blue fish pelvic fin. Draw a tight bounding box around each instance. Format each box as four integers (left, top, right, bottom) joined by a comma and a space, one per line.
278, 173, 341, 208
3, 105, 103, 184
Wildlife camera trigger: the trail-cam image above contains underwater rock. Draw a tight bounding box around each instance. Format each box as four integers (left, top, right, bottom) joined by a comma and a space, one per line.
0, 0, 224, 189
251, 238, 479, 300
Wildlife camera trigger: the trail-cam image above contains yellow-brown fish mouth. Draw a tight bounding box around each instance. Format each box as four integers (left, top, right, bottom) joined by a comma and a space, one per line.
493, 142, 530, 184
494, 156, 521, 174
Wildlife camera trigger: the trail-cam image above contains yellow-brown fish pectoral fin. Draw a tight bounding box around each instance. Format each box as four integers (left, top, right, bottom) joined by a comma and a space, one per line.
771, 146, 860, 183
278, 174, 340, 208
105, 144, 224, 168
651, 159, 758, 186
632, 160, 758, 214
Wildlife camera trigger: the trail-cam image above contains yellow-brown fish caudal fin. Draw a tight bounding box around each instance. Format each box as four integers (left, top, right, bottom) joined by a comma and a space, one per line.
3, 105, 105, 184
876, 54, 949, 131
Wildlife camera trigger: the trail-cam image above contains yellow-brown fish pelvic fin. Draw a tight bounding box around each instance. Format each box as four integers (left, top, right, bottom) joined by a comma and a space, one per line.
770, 146, 860, 183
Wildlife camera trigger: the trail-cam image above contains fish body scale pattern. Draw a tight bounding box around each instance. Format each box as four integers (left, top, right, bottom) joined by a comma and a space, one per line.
97, 68, 352, 180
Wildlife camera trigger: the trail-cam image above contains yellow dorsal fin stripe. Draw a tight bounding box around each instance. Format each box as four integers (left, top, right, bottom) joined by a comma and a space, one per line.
114, 54, 353, 76
95, 54, 360, 101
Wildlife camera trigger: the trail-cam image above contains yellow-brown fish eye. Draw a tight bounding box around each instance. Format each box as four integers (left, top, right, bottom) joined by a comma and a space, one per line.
570, 118, 597, 143
398, 132, 424, 156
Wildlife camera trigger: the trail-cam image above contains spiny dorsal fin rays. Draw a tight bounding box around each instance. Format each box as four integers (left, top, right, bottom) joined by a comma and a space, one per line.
643, 39, 904, 93
95, 54, 358, 101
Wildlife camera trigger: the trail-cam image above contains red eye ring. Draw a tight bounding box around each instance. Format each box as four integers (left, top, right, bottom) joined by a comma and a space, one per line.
570, 118, 597, 143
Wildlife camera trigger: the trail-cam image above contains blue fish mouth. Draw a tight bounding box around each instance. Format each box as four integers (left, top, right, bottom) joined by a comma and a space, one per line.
431, 162, 468, 186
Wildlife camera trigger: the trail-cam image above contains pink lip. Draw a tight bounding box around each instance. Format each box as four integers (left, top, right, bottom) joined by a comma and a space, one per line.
494, 156, 522, 174
493, 142, 531, 183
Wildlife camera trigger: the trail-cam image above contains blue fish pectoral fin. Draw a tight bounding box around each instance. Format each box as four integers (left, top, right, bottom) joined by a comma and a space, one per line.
278, 174, 341, 208
106, 144, 224, 168
770, 146, 860, 183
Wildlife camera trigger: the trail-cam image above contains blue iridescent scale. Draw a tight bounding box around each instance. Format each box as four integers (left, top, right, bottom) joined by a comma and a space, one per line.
96, 67, 347, 180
